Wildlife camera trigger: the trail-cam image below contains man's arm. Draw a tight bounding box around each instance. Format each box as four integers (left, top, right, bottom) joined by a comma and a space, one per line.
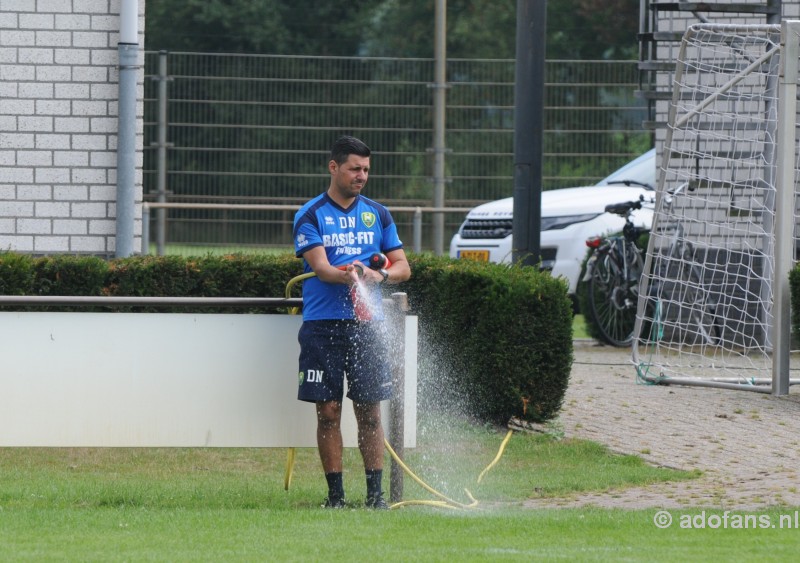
381, 248, 411, 285
302, 246, 360, 285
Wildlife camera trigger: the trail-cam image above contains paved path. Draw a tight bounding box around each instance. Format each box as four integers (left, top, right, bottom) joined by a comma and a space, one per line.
522, 341, 800, 510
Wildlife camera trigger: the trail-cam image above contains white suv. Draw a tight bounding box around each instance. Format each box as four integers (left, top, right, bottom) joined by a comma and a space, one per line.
449, 149, 656, 298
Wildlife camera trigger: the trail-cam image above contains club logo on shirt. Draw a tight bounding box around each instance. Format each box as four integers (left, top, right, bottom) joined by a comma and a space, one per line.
296, 233, 308, 248
361, 211, 376, 228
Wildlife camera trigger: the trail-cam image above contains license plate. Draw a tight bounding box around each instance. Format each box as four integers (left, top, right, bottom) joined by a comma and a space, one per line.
458, 250, 490, 261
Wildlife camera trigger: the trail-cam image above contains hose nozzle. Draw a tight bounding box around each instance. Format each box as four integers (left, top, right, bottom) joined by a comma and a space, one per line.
368, 253, 390, 270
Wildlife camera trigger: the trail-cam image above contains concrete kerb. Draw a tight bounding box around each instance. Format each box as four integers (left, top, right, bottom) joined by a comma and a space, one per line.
517, 340, 800, 510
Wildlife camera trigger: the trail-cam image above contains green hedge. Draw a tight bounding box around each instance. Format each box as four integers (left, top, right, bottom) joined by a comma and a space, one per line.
789, 265, 800, 338
404, 255, 573, 424
0, 251, 572, 424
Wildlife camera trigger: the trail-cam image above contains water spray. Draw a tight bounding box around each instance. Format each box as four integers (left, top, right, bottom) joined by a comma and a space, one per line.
283, 258, 516, 508
335, 253, 391, 321
283, 253, 392, 491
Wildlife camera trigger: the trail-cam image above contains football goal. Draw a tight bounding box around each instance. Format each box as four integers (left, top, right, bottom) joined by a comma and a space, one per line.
633, 21, 800, 394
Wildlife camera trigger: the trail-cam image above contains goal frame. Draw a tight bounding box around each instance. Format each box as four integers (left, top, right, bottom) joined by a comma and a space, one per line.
632, 20, 800, 395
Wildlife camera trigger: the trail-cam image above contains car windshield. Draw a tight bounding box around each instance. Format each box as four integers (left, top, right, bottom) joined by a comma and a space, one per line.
595, 149, 656, 190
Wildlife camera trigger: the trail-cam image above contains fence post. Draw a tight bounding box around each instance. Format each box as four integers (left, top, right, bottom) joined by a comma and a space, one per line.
141, 203, 150, 255
153, 50, 171, 256
388, 292, 409, 503
413, 207, 423, 253
431, 0, 448, 256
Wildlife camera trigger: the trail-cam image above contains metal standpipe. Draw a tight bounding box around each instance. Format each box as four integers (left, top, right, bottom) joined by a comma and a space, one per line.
116, 0, 140, 258
388, 292, 409, 503
116, 42, 138, 258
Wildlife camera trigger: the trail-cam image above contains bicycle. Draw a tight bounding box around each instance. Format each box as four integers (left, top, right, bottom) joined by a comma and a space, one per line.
640, 182, 723, 347
583, 197, 650, 347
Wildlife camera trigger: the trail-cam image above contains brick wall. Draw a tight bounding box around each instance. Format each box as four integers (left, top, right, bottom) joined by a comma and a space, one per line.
0, 0, 144, 255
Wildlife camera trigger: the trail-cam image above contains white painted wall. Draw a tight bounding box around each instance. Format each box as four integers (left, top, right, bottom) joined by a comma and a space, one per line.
0, 312, 417, 448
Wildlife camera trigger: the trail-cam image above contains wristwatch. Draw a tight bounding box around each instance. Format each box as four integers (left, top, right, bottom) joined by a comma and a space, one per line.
379, 268, 389, 284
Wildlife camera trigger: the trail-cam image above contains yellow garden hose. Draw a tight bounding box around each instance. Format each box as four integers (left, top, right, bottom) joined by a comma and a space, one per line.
383, 438, 478, 509
382, 430, 513, 510
477, 429, 513, 483
284, 272, 316, 490
285, 272, 316, 314
284, 446, 296, 491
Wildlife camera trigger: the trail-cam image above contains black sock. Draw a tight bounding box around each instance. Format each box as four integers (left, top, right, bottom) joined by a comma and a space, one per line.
365, 468, 383, 498
325, 472, 344, 500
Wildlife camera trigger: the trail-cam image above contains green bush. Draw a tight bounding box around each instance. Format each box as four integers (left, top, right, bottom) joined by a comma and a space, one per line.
107, 255, 206, 297
0, 252, 36, 295
0, 251, 571, 424
789, 265, 800, 338
34, 254, 108, 296
401, 254, 573, 423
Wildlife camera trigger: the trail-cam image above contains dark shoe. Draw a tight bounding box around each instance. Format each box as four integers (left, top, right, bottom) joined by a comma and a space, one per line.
323, 496, 346, 509
365, 493, 389, 510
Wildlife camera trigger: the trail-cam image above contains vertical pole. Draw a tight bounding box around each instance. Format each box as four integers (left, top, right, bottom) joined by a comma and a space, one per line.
772, 20, 798, 395
388, 292, 409, 503
432, 0, 447, 255
512, 0, 546, 266
116, 0, 139, 258
413, 207, 422, 253
141, 203, 150, 255
767, 0, 782, 26
155, 51, 169, 256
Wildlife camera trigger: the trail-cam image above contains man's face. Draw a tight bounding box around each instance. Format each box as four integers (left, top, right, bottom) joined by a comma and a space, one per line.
330, 154, 370, 200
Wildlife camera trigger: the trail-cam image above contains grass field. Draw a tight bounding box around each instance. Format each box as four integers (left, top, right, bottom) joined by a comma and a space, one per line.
34, 248, 791, 558
572, 313, 589, 339
1, 413, 796, 561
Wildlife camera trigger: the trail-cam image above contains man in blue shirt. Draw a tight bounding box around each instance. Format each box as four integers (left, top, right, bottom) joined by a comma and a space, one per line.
293, 136, 411, 509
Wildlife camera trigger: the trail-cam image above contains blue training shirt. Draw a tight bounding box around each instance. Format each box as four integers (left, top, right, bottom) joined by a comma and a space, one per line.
293, 192, 403, 321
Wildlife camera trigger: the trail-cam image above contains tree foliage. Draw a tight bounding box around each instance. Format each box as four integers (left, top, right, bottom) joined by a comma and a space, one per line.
559, 0, 641, 59
145, 0, 374, 55
145, 0, 288, 53
145, 0, 640, 59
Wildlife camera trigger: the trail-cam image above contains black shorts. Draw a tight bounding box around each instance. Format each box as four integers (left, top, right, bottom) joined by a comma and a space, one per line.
297, 320, 394, 404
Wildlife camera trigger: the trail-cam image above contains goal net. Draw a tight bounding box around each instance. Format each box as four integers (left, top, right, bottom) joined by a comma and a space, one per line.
633, 22, 800, 392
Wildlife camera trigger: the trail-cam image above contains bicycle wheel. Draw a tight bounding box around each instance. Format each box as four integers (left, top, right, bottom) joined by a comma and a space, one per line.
673, 255, 722, 346
586, 241, 642, 347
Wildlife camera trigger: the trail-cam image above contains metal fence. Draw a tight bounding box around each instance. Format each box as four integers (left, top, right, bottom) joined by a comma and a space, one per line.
143, 52, 650, 253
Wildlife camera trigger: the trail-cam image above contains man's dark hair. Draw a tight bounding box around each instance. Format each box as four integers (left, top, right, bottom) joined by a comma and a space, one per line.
330, 135, 371, 165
